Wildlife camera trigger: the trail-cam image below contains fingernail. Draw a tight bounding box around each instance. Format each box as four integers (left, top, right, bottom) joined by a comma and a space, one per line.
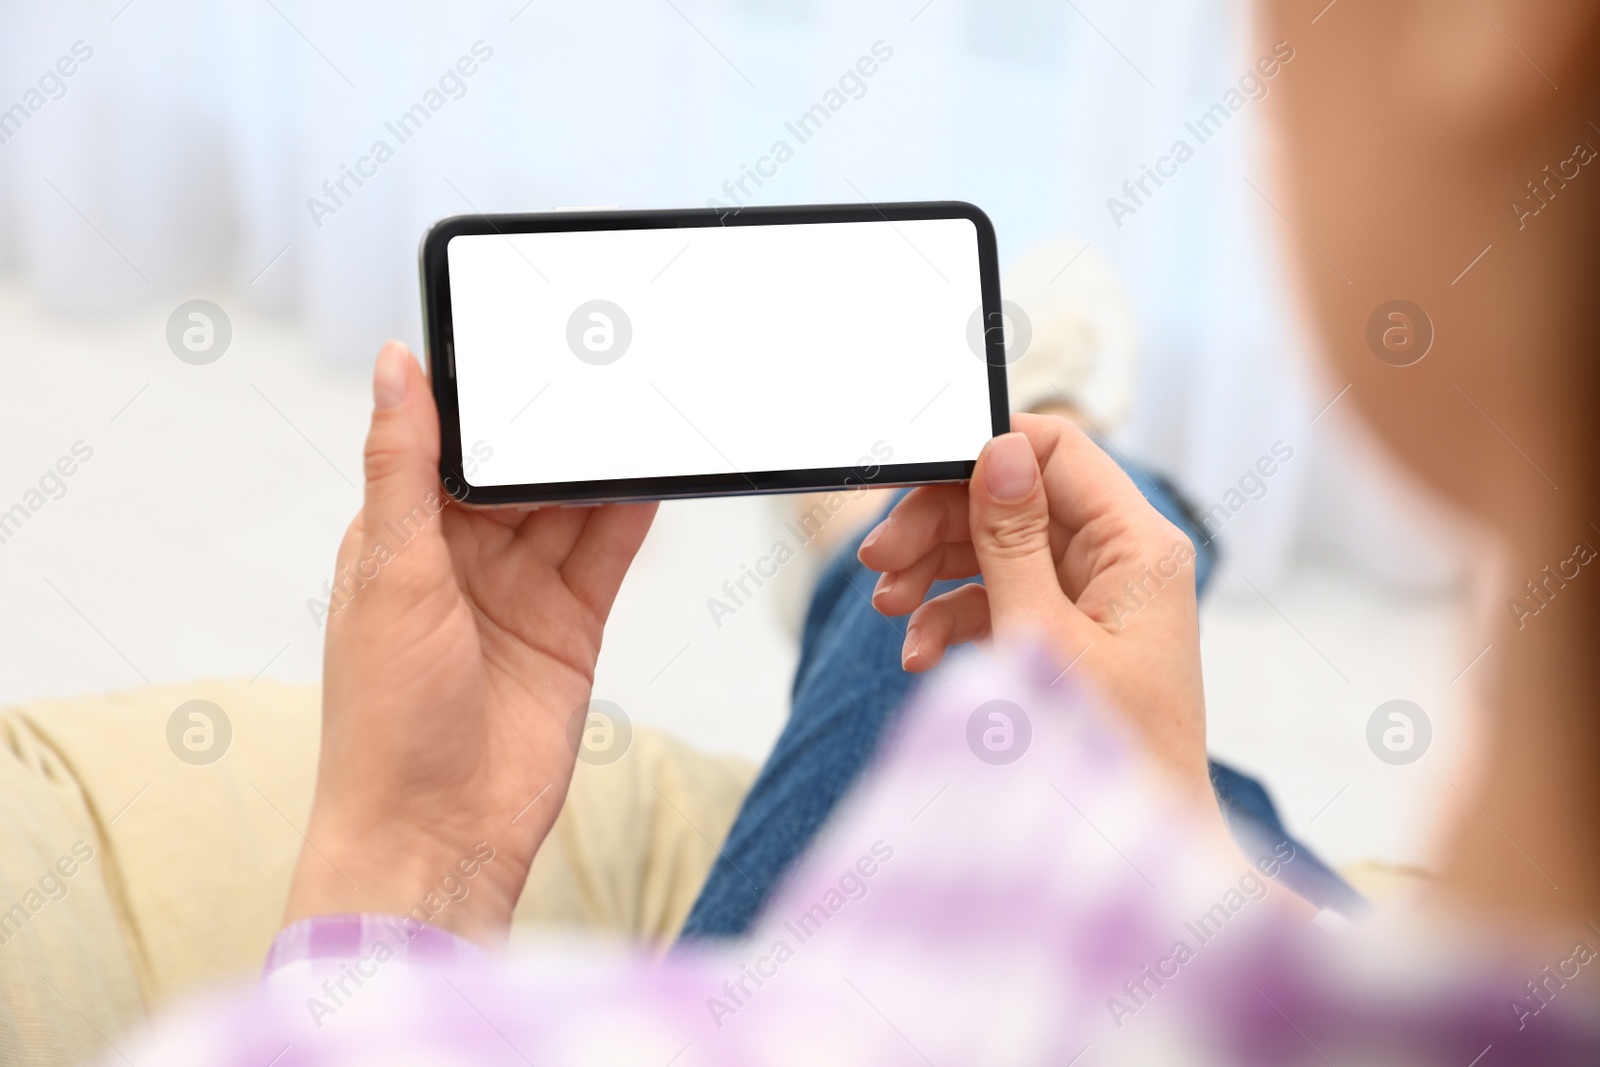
874, 571, 896, 599
859, 519, 889, 552
901, 627, 920, 669
373, 342, 410, 410
983, 432, 1037, 502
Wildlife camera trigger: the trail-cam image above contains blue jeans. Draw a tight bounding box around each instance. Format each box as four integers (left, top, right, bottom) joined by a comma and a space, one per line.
679, 460, 1362, 940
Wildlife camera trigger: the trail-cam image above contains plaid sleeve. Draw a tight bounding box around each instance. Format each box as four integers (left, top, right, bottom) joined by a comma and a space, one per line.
263, 914, 481, 978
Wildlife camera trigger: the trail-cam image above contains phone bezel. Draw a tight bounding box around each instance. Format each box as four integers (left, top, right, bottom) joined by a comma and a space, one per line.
419, 200, 1011, 506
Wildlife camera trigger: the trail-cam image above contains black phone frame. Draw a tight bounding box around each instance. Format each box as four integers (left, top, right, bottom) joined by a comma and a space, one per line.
419, 200, 1010, 506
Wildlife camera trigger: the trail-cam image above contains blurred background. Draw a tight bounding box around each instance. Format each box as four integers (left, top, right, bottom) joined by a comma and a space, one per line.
0, 0, 1477, 875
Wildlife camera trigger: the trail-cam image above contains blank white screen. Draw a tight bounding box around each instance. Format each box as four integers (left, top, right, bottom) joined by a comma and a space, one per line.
447, 217, 993, 487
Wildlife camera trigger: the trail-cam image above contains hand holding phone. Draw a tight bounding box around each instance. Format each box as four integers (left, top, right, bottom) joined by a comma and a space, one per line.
858, 414, 1222, 833
284, 341, 657, 942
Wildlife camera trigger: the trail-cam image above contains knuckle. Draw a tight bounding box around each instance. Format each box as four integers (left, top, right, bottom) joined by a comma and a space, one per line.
384, 559, 439, 602
907, 603, 942, 636
981, 506, 1052, 559
363, 433, 409, 484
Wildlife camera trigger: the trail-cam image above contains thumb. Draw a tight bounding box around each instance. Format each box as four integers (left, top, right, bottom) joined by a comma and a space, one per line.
969, 432, 1073, 641
361, 341, 443, 552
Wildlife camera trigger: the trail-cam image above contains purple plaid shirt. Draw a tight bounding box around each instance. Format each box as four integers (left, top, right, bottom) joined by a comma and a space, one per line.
112, 649, 1599, 1066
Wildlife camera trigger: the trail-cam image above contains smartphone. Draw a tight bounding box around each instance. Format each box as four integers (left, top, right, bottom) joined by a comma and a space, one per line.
419, 201, 1009, 506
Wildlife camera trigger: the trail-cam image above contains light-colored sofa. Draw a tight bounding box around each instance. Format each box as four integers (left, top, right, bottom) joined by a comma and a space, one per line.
0, 680, 755, 1066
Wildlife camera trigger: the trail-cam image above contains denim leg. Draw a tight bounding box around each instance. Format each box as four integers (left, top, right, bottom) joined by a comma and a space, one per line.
678, 513, 959, 940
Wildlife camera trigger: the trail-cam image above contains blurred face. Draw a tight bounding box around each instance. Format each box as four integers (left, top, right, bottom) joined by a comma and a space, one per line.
1260, 0, 1598, 533
1263, 0, 1600, 921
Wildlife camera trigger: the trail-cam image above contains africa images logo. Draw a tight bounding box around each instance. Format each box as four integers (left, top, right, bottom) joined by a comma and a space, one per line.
566, 300, 632, 365
966, 700, 1031, 765
1366, 699, 1430, 766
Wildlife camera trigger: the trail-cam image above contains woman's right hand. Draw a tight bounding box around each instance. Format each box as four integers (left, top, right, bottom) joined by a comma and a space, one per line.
283, 342, 657, 942
857, 413, 1214, 811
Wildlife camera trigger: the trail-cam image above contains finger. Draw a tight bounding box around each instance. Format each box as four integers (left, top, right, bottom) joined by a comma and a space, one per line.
967, 431, 1079, 643
334, 510, 365, 574
559, 502, 660, 618
1011, 412, 1140, 525
513, 504, 597, 566
476, 506, 530, 531
1012, 412, 1165, 538
1012, 413, 1194, 603
856, 485, 970, 573
902, 583, 991, 671
870, 541, 980, 616
361, 341, 445, 555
